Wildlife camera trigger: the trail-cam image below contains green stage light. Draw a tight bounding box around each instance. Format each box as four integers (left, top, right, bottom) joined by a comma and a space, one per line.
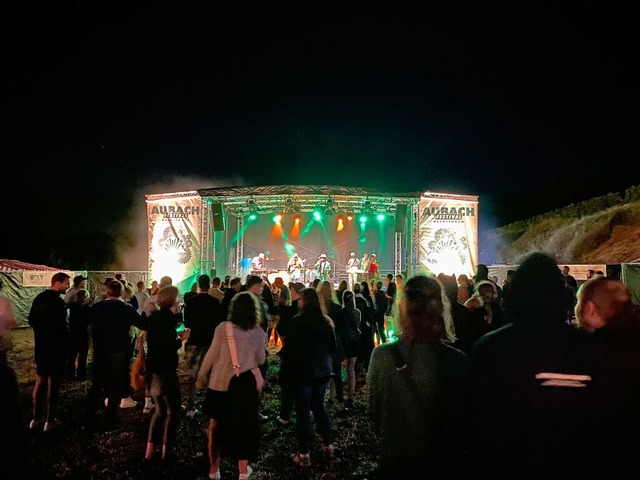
376, 213, 385, 221
359, 215, 368, 223
313, 210, 322, 221
248, 213, 257, 221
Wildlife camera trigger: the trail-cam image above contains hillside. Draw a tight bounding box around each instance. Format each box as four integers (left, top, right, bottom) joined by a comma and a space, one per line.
487, 185, 640, 265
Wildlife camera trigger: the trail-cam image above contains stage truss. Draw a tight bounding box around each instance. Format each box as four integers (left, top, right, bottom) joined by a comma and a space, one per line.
197, 185, 423, 278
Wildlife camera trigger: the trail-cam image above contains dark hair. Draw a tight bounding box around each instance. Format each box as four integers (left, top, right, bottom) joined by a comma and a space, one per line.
105, 279, 123, 297
230, 277, 241, 287
228, 292, 260, 330
360, 281, 371, 298
76, 288, 90, 304
197, 274, 211, 290
342, 290, 355, 309
52, 272, 71, 284
245, 274, 263, 290
300, 287, 323, 316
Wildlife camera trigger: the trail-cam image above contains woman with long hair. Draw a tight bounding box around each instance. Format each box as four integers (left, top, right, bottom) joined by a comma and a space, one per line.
317, 280, 346, 405
283, 288, 337, 467
197, 292, 267, 480
341, 290, 361, 404
144, 286, 190, 463
367, 275, 469, 478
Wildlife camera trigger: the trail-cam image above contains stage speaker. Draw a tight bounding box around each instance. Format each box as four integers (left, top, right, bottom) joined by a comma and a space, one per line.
394, 204, 407, 233
211, 202, 226, 231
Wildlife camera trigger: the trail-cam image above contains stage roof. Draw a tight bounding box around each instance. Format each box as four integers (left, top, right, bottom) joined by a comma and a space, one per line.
193, 185, 477, 215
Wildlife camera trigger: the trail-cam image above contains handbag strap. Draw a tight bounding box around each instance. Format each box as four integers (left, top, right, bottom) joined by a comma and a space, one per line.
225, 321, 241, 377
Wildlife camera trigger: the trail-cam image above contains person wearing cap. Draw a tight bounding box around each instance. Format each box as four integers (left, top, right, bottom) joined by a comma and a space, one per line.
65, 275, 88, 305
251, 252, 266, 272
346, 252, 360, 290
314, 254, 332, 282
287, 253, 304, 282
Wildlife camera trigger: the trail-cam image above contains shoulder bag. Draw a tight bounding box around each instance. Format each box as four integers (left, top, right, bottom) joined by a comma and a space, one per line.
225, 321, 264, 393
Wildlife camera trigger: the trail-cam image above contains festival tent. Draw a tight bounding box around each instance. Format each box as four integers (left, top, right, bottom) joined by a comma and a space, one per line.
0, 259, 77, 327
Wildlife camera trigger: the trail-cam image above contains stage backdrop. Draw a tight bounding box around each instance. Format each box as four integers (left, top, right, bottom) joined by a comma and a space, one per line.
146, 192, 203, 293
418, 194, 479, 277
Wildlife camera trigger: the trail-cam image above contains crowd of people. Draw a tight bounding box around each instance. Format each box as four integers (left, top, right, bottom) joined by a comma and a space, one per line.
1, 253, 640, 478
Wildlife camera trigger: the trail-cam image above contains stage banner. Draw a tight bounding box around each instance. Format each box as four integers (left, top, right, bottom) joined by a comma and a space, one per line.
147, 193, 202, 289
418, 195, 478, 277
22, 270, 75, 287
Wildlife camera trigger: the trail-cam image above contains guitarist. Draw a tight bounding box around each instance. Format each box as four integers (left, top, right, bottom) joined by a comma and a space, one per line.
287, 253, 304, 282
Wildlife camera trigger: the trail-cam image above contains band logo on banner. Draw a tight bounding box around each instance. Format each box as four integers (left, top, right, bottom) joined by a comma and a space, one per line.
418, 196, 478, 277
147, 193, 202, 286
23, 271, 75, 287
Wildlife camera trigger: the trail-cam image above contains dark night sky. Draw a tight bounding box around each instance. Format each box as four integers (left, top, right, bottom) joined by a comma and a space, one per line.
1, 3, 636, 267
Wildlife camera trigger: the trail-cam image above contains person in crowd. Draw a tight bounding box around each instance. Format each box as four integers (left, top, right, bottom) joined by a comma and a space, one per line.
148, 280, 161, 296
284, 287, 337, 467
274, 282, 305, 427
499, 269, 516, 311
469, 252, 607, 477
84, 280, 148, 430
0, 278, 25, 477
384, 273, 396, 315
367, 274, 469, 478
271, 277, 290, 346
373, 280, 388, 344
341, 290, 361, 404
143, 276, 175, 317
65, 288, 92, 381
208, 276, 225, 302
133, 280, 150, 315
183, 282, 199, 304
345, 252, 360, 290
314, 254, 332, 282
561, 265, 579, 321
28, 272, 71, 432
436, 273, 474, 353
64, 275, 88, 305
144, 285, 191, 463
585, 269, 596, 280
336, 279, 349, 306
354, 282, 374, 374
183, 274, 224, 418
574, 276, 640, 469
0, 278, 18, 362
465, 279, 505, 345
317, 280, 346, 406
196, 292, 266, 480
456, 273, 474, 304
221, 277, 242, 319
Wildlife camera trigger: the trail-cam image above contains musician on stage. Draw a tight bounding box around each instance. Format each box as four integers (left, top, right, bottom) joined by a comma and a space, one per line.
345, 251, 360, 290
287, 253, 304, 282
251, 252, 265, 271
314, 253, 332, 282
360, 252, 371, 281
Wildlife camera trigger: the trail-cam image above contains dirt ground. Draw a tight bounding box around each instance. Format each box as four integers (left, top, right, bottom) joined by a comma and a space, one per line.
4, 328, 380, 480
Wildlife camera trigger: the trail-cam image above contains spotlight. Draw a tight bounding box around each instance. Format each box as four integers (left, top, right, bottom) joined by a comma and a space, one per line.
346, 211, 354, 221
293, 213, 301, 223
376, 213, 385, 221
273, 212, 283, 222
324, 198, 335, 216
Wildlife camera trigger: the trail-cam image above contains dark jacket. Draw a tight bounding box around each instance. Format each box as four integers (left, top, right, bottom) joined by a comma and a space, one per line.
146, 308, 183, 374
89, 299, 147, 355
28, 289, 69, 362
184, 293, 223, 347
280, 307, 336, 386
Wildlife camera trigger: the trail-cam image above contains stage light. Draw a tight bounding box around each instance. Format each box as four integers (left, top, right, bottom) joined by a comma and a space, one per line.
324, 198, 335, 215
376, 213, 385, 221
293, 213, 301, 223
359, 214, 368, 223
313, 210, 322, 221
248, 212, 257, 221
346, 211, 354, 221
336, 216, 345, 232
273, 212, 283, 222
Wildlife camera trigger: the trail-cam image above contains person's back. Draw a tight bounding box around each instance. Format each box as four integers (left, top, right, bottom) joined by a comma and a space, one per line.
469, 252, 605, 477
184, 287, 223, 348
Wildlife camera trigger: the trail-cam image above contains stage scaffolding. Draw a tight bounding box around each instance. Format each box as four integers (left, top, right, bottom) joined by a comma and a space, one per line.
196, 185, 422, 279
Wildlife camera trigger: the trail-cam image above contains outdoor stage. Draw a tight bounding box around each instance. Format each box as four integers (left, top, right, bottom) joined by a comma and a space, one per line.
145, 185, 479, 292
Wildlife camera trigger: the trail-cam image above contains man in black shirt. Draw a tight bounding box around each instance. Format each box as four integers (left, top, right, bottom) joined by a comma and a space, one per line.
183, 274, 224, 417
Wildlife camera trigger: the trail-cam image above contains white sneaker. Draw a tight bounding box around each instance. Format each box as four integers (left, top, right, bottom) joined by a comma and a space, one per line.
119, 397, 138, 408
